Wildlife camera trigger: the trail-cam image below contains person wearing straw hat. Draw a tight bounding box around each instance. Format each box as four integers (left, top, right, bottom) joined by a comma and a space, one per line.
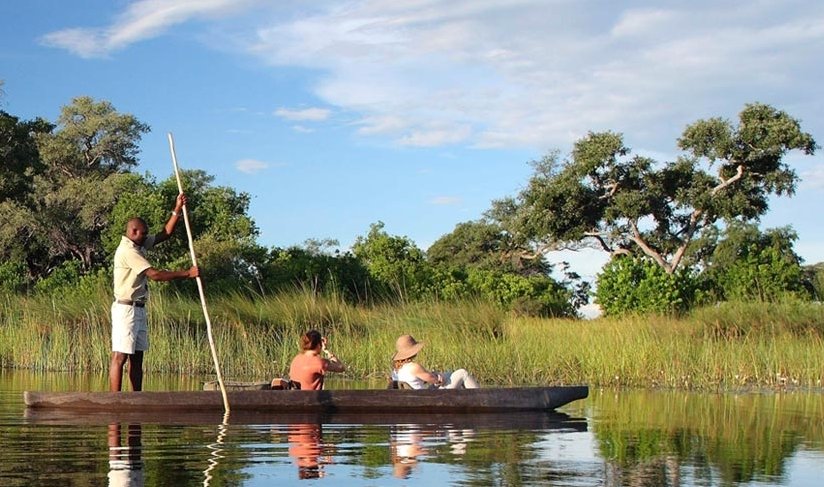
391, 334, 479, 389
109, 193, 199, 392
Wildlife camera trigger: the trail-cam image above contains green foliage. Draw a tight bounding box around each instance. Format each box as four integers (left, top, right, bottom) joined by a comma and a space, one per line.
427, 220, 550, 275
33, 259, 84, 295
1, 97, 150, 277
0, 110, 51, 202
0, 97, 267, 298
803, 262, 824, 301
699, 223, 809, 302
0, 259, 29, 294
352, 222, 432, 299
35, 96, 150, 179
595, 256, 699, 316
33, 260, 113, 301
104, 173, 162, 255
465, 268, 577, 318
260, 244, 370, 302
494, 103, 817, 275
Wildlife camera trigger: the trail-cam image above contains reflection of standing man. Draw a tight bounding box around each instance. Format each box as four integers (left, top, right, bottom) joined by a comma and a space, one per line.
108, 423, 143, 487
109, 193, 199, 392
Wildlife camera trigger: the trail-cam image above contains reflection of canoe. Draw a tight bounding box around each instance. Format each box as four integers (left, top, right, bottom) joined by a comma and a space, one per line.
23, 408, 587, 432
24, 386, 588, 414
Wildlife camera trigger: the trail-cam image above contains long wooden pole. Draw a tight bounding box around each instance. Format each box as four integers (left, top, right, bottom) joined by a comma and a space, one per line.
167, 132, 230, 413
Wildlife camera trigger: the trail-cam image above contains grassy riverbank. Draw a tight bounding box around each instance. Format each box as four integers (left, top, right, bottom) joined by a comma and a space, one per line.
1, 290, 822, 390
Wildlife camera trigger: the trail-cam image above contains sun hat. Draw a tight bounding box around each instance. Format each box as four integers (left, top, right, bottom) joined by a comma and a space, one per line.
392, 334, 424, 361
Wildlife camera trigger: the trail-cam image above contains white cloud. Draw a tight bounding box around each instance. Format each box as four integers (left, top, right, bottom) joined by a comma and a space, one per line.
355, 115, 408, 136
274, 107, 331, 122
611, 9, 675, 38
244, 0, 824, 151
399, 124, 471, 147
801, 164, 824, 189
430, 196, 461, 206
234, 158, 269, 174
40, 0, 261, 58
43, 0, 824, 154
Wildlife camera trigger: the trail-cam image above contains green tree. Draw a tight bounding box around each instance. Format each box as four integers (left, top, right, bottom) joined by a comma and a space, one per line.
261, 241, 370, 301
427, 220, 551, 275
492, 103, 817, 275
35, 96, 149, 179
17, 96, 152, 275
0, 110, 52, 285
803, 262, 824, 301
1, 97, 264, 294
465, 268, 578, 317
106, 170, 266, 295
699, 222, 809, 301
0, 110, 51, 203
595, 256, 699, 316
352, 222, 431, 299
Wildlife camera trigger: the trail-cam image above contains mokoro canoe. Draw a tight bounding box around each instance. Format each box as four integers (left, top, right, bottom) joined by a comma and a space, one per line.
24, 386, 588, 414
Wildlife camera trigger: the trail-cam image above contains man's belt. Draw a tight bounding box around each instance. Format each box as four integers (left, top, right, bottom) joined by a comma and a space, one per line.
115, 299, 146, 308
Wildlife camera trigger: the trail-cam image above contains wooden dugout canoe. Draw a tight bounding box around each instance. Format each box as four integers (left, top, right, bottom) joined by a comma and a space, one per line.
24, 386, 588, 414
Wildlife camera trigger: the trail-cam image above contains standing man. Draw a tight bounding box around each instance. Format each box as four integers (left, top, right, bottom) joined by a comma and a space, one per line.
110, 193, 199, 392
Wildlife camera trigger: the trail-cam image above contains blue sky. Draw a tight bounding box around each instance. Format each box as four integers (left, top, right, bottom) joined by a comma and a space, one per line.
2, 0, 823, 285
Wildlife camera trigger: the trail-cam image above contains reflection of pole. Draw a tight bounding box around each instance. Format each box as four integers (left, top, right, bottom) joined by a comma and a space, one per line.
203, 412, 230, 487
167, 133, 230, 414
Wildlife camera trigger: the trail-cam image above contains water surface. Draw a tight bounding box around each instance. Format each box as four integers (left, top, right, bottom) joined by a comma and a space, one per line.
1, 370, 821, 486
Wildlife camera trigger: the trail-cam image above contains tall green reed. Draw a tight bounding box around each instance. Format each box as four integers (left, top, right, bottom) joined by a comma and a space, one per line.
1, 290, 822, 389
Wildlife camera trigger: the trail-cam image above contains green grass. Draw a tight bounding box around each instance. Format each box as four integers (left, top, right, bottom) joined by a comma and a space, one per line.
1, 290, 822, 390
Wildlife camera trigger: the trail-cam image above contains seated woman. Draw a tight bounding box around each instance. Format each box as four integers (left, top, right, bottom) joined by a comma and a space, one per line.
288, 330, 346, 390
391, 334, 479, 389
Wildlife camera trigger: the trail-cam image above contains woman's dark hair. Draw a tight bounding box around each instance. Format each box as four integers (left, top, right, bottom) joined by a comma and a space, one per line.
300, 330, 323, 351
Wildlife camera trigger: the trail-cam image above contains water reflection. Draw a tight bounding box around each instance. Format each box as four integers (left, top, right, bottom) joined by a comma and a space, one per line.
287, 423, 332, 479
389, 423, 477, 479
580, 390, 824, 486
4, 376, 823, 486
390, 424, 427, 479
107, 423, 143, 487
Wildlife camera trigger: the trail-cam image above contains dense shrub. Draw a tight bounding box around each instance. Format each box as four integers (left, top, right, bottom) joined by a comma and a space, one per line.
0, 260, 29, 294
699, 224, 810, 302
595, 256, 699, 316
466, 268, 576, 317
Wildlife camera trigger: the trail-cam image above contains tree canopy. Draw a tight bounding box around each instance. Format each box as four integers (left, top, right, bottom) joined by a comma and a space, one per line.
491, 103, 817, 274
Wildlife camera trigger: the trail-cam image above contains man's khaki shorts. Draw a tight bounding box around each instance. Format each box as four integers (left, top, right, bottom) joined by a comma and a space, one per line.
111, 302, 149, 354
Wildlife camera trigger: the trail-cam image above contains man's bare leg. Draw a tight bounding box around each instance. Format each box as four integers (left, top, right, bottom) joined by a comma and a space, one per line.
128, 351, 144, 391
109, 352, 129, 392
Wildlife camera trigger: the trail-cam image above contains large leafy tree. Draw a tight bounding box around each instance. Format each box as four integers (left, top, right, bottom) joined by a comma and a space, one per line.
0, 110, 52, 287
1, 96, 264, 292
25, 97, 151, 273
36, 96, 149, 179
0, 111, 51, 203
352, 221, 431, 299
427, 220, 551, 276
491, 103, 816, 274
104, 169, 266, 293
697, 222, 808, 301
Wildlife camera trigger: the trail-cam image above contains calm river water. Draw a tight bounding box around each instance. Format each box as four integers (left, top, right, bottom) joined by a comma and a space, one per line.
0, 370, 821, 486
